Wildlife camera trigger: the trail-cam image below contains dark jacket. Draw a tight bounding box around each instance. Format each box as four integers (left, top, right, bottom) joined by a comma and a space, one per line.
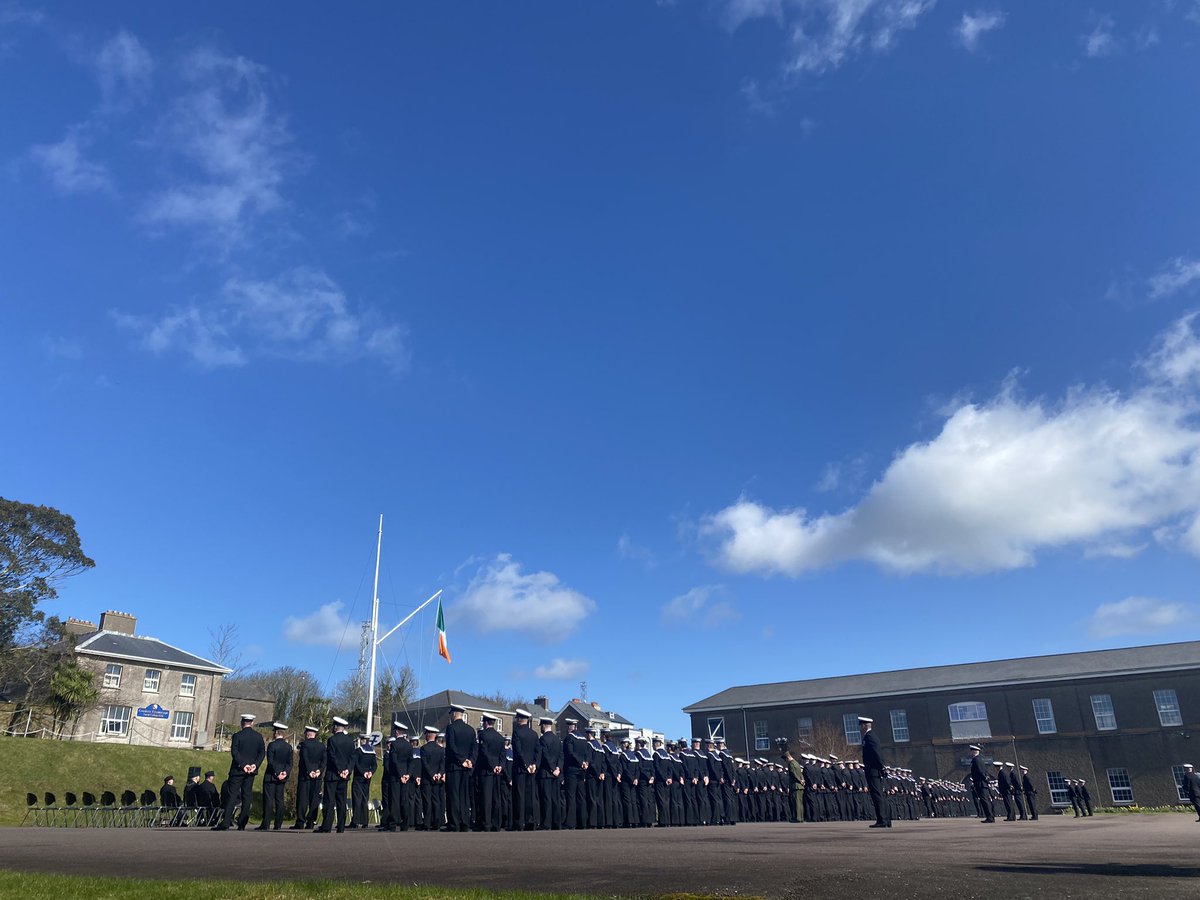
421, 740, 445, 779
444, 719, 477, 769
229, 726, 266, 776
298, 737, 327, 779
477, 727, 506, 774
538, 731, 563, 777
324, 731, 356, 781
861, 729, 885, 772
265, 737, 293, 781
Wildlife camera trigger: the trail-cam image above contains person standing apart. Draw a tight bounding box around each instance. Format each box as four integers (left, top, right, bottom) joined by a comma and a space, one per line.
859, 717, 890, 828
968, 746, 994, 823
214, 713, 265, 831
1020, 766, 1038, 821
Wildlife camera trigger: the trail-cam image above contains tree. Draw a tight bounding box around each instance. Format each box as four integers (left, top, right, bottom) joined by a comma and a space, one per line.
0, 497, 95, 650
798, 719, 853, 759
472, 689, 533, 712
207, 623, 248, 679
223, 666, 325, 726
376, 664, 418, 719
48, 658, 98, 738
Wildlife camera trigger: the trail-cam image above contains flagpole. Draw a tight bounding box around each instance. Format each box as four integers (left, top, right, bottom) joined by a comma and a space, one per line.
365, 514, 383, 737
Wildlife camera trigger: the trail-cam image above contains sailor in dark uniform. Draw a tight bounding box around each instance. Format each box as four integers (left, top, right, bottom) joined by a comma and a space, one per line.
716, 740, 738, 825
474, 712, 506, 831
214, 713, 265, 831
562, 718, 590, 830
1183, 763, 1200, 820
379, 722, 411, 830
258, 722, 292, 830
350, 733, 378, 828
1020, 766, 1038, 820
1004, 763, 1026, 820
968, 745, 994, 823
500, 738, 515, 830
183, 766, 203, 813
859, 717, 890, 828
317, 716, 355, 833
537, 717, 562, 830
633, 738, 655, 826
444, 704, 477, 832
1078, 779, 1094, 816
651, 737, 672, 826
408, 734, 424, 829
420, 725, 445, 830
160, 775, 181, 825
291, 725, 325, 829
510, 708, 540, 831
198, 771, 219, 826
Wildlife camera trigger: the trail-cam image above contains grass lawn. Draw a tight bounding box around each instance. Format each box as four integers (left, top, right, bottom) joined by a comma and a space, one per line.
0, 735, 226, 826
0, 872, 625, 900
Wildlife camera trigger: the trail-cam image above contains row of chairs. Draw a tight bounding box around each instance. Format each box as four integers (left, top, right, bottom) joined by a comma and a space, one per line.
23, 791, 222, 828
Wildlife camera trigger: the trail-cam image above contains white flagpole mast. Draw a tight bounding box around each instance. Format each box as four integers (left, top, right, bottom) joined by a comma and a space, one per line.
365, 514, 383, 737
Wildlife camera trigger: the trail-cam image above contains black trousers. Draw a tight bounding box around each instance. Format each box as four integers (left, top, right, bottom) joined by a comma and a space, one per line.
723, 783, 738, 823
563, 769, 585, 828
421, 779, 444, 830
866, 769, 889, 825
654, 781, 671, 825
296, 777, 320, 826
262, 778, 286, 828
319, 778, 348, 831
446, 768, 472, 830
538, 776, 561, 828
350, 777, 371, 827
973, 782, 995, 820
512, 770, 537, 828
222, 772, 255, 829
1024, 791, 1038, 820
1000, 789, 1015, 821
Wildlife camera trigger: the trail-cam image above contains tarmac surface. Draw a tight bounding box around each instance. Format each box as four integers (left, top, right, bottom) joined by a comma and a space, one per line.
1, 815, 1197, 898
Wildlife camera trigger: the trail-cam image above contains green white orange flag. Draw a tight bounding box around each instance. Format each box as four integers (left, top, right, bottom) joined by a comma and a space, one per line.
436, 598, 451, 663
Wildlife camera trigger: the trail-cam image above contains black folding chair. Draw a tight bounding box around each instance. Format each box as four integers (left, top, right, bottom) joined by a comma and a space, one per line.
63, 792, 80, 828
117, 790, 138, 828
43, 792, 64, 827
22, 793, 41, 827
80, 792, 98, 827
98, 791, 118, 828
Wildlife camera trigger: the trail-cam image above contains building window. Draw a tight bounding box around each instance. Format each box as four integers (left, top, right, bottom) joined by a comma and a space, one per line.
1153, 689, 1183, 727
1046, 771, 1070, 806
1090, 694, 1117, 731
170, 711, 194, 742
753, 720, 769, 751
103, 664, 122, 689
1107, 767, 1134, 804
101, 705, 131, 736
143, 669, 161, 693
842, 713, 860, 746
1171, 766, 1190, 802
889, 709, 910, 743
179, 674, 197, 697
795, 717, 813, 743
1032, 698, 1057, 734
948, 702, 991, 740
706, 717, 726, 741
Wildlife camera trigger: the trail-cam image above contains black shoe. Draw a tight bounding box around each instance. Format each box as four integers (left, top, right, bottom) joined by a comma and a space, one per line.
869, 822, 887, 828
289, 824, 305, 830
254, 826, 269, 831
336, 827, 345, 833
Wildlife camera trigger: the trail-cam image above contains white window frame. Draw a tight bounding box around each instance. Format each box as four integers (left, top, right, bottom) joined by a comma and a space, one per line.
948, 702, 991, 740
101, 705, 131, 736
1032, 698, 1057, 734
103, 664, 122, 689
1090, 694, 1117, 731
179, 674, 197, 697
1171, 766, 1190, 802
753, 719, 769, 751
170, 710, 194, 742
142, 669, 161, 693
1106, 767, 1134, 805
706, 717, 726, 742
795, 717, 813, 743
842, 713, 860, 746
1153, 689, 1183, 727
1046, 771, 1070, 806
889, 709, 910, 743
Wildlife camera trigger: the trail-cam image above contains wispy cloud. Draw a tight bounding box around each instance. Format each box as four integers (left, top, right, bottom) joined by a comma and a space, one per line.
452, 553, 596, 642
617, 533, 656, 567
1149, 257, 1200, 300
533, 658, 591, 680
955, 10, 1006, 52
30, 128, 113, 194
1082, 15, 1117, 58
705, 312, 1200, 576
41, 335, 84, 360
283, 600, 360, 649
661, 585, 740, 628
113, 267, 408, 372
94, 29, 153, 109
1086, 596, 1193, 638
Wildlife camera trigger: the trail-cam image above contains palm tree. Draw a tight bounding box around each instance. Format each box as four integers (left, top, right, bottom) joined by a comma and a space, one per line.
48, 660, 98, 739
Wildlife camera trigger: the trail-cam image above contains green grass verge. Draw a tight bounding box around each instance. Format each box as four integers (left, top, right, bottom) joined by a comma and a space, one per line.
0, 734, 226, 827
0, 871, 613, 900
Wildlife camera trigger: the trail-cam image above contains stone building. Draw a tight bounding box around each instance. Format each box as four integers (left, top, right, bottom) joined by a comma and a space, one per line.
684, 640, 1200, 811
65, 611, 230, 748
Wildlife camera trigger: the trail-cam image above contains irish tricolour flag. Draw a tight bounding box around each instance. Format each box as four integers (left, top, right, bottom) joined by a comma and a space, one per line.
436, 598, 451, 663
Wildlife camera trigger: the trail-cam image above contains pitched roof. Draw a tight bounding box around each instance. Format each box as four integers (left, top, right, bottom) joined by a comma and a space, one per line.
75, 631, 231, 674
409, 689, 516, 716
683, 640, 1200, 713
559, 699, 634, 728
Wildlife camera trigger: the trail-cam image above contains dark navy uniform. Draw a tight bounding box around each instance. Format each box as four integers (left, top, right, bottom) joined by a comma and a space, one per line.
292, 729, 325, 828
318, 721, 356, 833
510, 714, 541, 830
537, 720, 563, 829
444, 711, 477, 832
351, 739, 378, 828
216, 717, 265, 831
420, 728, 445, 830
259, 727, 292, 830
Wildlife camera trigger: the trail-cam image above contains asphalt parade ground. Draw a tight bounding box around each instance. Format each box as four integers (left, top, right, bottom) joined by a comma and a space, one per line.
0, 816, 1197, 899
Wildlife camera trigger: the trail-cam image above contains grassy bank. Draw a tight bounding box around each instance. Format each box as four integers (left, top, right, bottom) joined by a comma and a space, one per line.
0, 872, 611, 900
0, 734, 226, 826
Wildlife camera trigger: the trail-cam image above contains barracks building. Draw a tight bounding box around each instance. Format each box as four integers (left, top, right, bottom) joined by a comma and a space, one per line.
684, 641, 1200, 811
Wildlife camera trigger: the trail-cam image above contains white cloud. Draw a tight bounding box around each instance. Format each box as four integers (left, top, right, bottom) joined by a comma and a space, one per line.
113, 267, 408, 371
453, 554, 596, 642
94, 29, 153, 108
721, 0, 784, 32
1082, 15, 1117, 58
1149, 257, 1200, 300
955, 10, 1006, 52
41, 335, 84, 360
283, 601, 359, 649
1086, 596, 1193, 638
533, 658, 591, 680
30, 129, 112, 194
141, 47, 293, 243
662, 585, 740, 627
705, 313, 1200, 576
617, 533, 655, 567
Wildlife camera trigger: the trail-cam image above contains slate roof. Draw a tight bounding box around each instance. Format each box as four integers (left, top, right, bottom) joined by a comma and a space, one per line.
560, 699, 634, 728
409, 689, 518, 716
75, 630, 231, 674
683, 640, 1200, 713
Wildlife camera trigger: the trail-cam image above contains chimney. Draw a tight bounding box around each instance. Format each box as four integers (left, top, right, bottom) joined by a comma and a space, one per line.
535, 695, 549, 711
64, 618, 97, 637
99, 610, 137, 635
591, 701, 601, 710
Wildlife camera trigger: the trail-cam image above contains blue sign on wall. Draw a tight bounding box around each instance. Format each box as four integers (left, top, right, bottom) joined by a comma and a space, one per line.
137, 703, 169, 719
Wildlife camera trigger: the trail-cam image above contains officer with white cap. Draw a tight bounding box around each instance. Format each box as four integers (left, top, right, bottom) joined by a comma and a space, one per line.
317, 716, 355, 833
257, 722, 292, 830
214, 713, 265, 831
291, 725, 325, 829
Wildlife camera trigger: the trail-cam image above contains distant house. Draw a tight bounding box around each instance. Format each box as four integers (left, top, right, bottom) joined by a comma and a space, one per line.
63, 610, 231, 748
404, 689, 518, 734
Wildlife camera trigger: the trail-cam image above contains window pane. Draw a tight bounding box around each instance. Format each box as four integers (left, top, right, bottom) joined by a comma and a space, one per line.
1171, 766, 1190, 802
842, 713, 860, 746
1090, 695, 1117, 731
1032, 698, 1057, 734
890, 709, 909, 742
753, 720, 768, 750
1106, 767, 1133, 804
795, 717, 813, 742
101, 705, 130, 736
143, 669, 160, 692
180, 674, 196, 697
706, 717, 726, 741
1153, 689, 1183, 727
171, 711, 194, 742
948, 702, 990, 739
1046, 771, 1070, 806
103, 664, 122, 688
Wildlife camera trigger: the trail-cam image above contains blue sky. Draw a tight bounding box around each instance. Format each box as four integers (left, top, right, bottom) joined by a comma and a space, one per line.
4, 1, 1200, 738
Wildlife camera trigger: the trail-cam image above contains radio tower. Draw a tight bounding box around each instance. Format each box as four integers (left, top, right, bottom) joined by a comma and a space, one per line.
357, 620, 372, 708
